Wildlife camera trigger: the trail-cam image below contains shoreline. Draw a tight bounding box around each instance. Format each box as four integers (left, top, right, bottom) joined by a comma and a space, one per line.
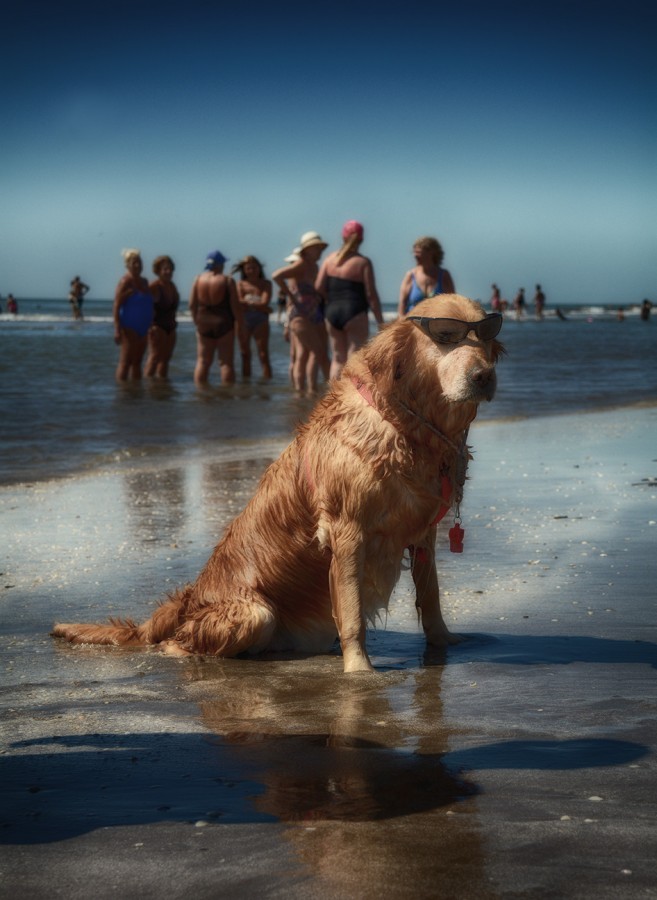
1, 395, 655, 490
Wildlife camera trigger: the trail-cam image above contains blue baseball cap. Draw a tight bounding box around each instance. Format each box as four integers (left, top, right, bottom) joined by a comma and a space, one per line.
205, 250, 228, 270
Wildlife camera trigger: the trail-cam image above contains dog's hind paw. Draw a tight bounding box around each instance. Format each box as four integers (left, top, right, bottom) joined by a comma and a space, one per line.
160, 640, 193, 657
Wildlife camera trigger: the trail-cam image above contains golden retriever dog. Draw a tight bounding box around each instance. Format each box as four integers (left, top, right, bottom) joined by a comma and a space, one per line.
53, 295, 503, 673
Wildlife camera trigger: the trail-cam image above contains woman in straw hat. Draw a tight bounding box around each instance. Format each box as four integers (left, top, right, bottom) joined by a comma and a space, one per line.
272, 231, 330, 395
315, 220, 384, 380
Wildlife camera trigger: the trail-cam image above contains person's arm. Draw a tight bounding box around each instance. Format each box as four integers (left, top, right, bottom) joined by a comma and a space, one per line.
363, 258, 384, 326
188, 277, 199, 324
314, 258, 329, 299
227, 277, 243, 326
398, 271, 412, 318
272, 261, 303, 300
255, 279, 273, 312
113, 276, 130, 341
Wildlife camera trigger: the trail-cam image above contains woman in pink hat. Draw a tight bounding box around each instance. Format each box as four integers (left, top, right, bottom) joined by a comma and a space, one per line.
315, 220, 384, 380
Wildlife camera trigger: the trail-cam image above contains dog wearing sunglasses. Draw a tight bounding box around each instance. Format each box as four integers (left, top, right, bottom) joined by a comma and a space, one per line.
53, 294, 504, 673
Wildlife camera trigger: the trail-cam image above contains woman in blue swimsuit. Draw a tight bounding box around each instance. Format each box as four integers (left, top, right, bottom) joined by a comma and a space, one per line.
398, 236, 455, 318
113, 249, 154, 381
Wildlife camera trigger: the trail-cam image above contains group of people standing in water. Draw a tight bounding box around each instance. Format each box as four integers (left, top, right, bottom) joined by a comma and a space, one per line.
490, 283, 546, 320
110, 221, 456, 391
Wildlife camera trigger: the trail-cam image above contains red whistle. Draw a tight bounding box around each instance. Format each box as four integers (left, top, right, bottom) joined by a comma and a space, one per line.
449, 523, 465, 553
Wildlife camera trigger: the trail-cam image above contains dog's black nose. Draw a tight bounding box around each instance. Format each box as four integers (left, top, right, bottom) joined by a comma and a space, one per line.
469, 367, 496, 401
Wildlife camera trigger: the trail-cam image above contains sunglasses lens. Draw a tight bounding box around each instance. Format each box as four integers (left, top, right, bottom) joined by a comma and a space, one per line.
479, 315, 502, 340
426, 320, 467, 343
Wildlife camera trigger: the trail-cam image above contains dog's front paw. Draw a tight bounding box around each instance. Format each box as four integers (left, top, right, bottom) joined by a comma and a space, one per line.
342, 645, 375, 674
160, 640, 192, 657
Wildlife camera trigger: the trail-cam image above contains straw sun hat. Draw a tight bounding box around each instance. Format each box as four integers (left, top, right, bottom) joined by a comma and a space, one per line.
298, 231, 328, 252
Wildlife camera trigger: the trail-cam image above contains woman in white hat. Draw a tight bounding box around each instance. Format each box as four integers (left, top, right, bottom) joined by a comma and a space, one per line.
272, 232, 330, 395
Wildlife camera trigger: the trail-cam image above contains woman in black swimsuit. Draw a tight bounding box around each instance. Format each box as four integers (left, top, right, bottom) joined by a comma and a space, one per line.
189, 251, 241, 386
145, 255, 180, 378
315, 220, 384, 380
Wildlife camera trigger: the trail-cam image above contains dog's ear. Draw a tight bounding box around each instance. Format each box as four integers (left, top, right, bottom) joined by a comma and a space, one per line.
364, 320, 415, 395
491, 340, 506, 362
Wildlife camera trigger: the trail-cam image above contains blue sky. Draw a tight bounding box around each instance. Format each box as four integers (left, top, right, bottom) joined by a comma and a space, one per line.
2, 0, 655, 307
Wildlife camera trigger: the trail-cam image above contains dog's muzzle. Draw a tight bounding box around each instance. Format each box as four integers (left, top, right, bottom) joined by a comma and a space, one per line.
468, 366, 497, 402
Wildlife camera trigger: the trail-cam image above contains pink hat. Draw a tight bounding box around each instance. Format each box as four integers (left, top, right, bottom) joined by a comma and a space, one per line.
342, 220, 364, 240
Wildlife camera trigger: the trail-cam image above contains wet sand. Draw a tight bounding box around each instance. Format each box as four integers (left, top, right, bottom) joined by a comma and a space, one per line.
1, 406, 656, 899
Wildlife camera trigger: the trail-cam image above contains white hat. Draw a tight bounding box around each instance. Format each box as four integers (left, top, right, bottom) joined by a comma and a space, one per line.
299, 231, 328, 252
284, 246, 302, 264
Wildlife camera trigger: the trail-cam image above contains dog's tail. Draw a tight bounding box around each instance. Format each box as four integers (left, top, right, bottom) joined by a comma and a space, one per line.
51, 586, 193, 648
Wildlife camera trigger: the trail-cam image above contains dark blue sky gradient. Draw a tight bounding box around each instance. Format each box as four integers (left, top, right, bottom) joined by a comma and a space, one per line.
2, 0, 655, 305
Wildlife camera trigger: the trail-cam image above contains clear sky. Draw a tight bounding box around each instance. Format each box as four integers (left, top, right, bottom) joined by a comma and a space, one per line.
2, 0, 656, 307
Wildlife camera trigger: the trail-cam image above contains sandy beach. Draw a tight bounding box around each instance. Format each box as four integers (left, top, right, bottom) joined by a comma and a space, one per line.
1, 404, 656, 899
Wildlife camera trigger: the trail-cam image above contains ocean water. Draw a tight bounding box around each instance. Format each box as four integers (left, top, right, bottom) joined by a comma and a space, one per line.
0, 298, 655, 485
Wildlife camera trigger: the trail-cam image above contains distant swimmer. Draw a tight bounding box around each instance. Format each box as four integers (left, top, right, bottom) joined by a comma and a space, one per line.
555, 307, 567, 321
68, 276, 89, 320
6, 294, 18, 314
490, 283, 501, 313
513, 288, 525, 320
640, 299, 652, 321
533, 284, 545, 320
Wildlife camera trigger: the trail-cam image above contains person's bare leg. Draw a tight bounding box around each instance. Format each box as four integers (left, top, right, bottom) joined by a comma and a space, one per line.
217, 330, 236, 385
194, 334, 214, 385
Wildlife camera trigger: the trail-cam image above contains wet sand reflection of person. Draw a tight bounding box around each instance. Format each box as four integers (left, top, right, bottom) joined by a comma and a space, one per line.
123, 467, 187, 542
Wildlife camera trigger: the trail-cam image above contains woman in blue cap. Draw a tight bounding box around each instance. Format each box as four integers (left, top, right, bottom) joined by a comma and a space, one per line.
113, 249, 154, 381
189, 251, 241, 385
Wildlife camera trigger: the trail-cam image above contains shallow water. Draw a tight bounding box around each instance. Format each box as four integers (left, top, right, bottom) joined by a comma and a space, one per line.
1, 299, 655, 484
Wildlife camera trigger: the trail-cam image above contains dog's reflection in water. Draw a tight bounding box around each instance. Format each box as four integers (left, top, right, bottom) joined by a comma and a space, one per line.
189, 658, 490, 898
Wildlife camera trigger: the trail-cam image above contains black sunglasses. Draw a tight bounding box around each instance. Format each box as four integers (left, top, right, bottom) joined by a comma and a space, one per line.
407, 313, 503, 344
